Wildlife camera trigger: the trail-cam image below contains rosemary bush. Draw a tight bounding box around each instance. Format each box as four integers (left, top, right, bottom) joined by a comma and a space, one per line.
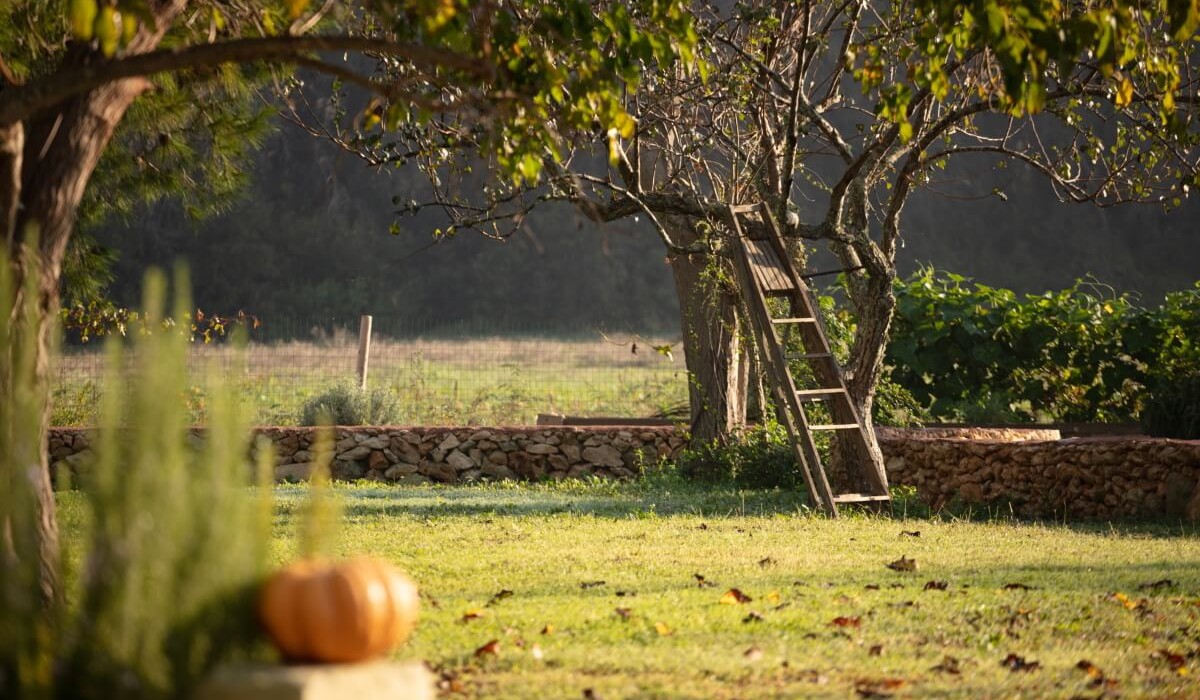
2, 264, 275, 700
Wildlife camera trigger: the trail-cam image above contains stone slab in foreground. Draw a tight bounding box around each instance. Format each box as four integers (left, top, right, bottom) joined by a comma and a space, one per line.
193, 661, 434, 700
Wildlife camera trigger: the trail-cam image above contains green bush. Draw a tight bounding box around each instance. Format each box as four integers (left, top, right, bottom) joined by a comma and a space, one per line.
1141, 374, 1200, 439
888, 269, 1200, 423
678, 422, 805, 490
299, 383, 402, 426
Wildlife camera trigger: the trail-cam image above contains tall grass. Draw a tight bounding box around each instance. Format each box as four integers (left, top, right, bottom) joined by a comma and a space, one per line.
1, 263, 277, 700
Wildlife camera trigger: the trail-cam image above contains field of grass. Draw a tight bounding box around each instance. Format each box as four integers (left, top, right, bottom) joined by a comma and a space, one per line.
60, 480, 1200, 699
51, 335, 687, 426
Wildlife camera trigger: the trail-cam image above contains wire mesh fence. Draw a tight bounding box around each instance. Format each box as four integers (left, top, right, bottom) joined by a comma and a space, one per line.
52, 316, 689, 427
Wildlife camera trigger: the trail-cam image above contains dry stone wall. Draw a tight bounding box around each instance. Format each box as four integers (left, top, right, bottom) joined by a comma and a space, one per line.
47, 426, 1200, 521
266, 426, 685, 483
879, 436, 1200, 520
49, 426, 685, 486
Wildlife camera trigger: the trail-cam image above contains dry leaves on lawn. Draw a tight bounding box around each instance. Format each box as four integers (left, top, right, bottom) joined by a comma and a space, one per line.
720, 588, 753, 604
474, 639, 501, 657
486, 589, 513, 606
1000, 653, 1040, 672
886, 556, 917, 572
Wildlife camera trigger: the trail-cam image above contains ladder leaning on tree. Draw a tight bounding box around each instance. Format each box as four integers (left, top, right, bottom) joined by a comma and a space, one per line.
726, 202, 890, 517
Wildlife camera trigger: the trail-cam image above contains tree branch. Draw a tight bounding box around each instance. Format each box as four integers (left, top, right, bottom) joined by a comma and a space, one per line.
0, 35, 487, 126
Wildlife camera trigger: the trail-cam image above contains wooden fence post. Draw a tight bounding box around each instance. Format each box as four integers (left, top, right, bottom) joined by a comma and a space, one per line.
356, 315, 373, 390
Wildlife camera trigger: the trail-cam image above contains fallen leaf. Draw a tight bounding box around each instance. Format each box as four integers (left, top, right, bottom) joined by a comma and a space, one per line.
615, 590, 636, 597
530, 643, 544, 660
831, 616, 862, 628
855, 678, 906, 698
697, 523, 708, 530
1002, 582, 1034, 591
580, 580, 606, 590
1153, 648, 1187, 671
1077, 659, 1104, 680
743, 610, 765, 623
1000, 653, 1040, 672
654, 621, 672, 636
694, 573, 715, 588
1139, 579, 1175, 591
721, 588, 753, 605
461, 609, 487, 623
540, 624, 555, 635
743, 645, 764, 661
869, 644, 883, 656
758, 557, 777, 568
864, 584, 880, 591
1109, 592, 1145, 610
614, 607, 633, 620
766, 590, 781, 605
923, 580, 948, 591
931, 656, 961, 675
886, 556, 917, 572
486, 589, 514, 606
899, 530, 921, 537
474, 639, 500, 657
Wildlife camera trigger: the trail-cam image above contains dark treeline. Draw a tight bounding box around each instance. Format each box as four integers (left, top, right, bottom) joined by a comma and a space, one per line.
93, 118, 1200, 334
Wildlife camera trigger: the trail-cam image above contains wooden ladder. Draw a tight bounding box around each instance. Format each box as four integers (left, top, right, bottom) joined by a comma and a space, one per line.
727, 203, 890, 516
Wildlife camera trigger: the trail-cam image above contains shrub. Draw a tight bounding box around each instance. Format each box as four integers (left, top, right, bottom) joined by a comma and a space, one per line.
2, 267, 274, 700
678, 422, 805, 490
299, 383, 402, 426
1141, 374, 1200, 439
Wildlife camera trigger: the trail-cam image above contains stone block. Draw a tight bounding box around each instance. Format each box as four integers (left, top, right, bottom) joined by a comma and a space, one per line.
581, 445, 623, 468
275, 463, 315, 483
193, 661, 434, 700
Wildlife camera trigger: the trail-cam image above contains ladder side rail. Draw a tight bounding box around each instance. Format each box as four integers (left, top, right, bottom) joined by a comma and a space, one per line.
756, 205, 889, 497
729, 217, 839, 515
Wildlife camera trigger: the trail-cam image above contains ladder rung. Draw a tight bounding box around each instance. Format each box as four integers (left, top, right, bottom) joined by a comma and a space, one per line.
771, 317, 817, 324
795, 388, 845, 401
786, 352, 832, 360
832, 493, 892, 504
809, 423, 861, 430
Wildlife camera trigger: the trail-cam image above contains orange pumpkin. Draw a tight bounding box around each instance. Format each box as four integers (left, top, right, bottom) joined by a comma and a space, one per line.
259, 557, 419, 663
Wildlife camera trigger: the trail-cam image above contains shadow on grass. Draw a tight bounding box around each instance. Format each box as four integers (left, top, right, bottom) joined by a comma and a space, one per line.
265, 481, 1200, 539
273, 479, 816, 522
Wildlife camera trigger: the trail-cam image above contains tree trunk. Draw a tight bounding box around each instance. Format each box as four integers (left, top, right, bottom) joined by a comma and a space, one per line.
4, 75, 151, 606
666, 218, 747, 444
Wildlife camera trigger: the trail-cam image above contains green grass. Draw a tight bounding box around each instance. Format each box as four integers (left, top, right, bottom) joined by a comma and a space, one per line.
59, 480, 1200, 699
52, 336, 687, 426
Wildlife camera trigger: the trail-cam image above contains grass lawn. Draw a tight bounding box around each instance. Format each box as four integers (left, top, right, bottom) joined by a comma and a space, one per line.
51, 336, 687, 426
61, 480, 1200, 698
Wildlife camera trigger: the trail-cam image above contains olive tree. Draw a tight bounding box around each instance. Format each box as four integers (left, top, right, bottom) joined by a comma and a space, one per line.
0, 0, 694, 605
330, 0, 1199, 489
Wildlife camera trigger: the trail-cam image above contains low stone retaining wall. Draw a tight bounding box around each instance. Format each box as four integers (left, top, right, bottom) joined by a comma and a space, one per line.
48, 426, 1200, 520
49, 426, 685, 485
880, 436, 1200, 520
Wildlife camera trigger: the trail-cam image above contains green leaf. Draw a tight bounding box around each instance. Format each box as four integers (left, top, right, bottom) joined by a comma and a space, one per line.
68, 0, 98, 41
95, 6, 121, 57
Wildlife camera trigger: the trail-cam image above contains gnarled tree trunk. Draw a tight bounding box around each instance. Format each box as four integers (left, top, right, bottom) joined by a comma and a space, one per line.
665, 217, 747, 444
4, 75, 157, 608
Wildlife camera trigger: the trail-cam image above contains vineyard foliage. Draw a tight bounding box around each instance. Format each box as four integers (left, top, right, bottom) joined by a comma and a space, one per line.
886, 269, 1200, 423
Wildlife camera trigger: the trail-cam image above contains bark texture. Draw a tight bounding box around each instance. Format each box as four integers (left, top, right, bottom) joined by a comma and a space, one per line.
1, 1, 185, 607
666, 218, 747, 444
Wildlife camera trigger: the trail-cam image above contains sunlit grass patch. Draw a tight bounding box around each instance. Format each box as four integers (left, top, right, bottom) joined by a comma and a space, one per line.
63, 480, 1198, 699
